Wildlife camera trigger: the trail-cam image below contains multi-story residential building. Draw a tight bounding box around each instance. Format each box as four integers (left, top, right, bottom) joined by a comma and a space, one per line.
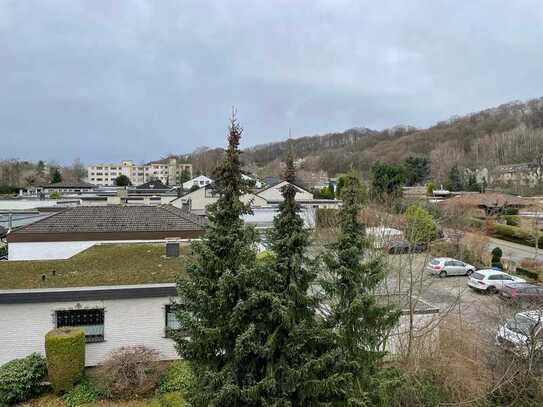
86, 159, 192, 186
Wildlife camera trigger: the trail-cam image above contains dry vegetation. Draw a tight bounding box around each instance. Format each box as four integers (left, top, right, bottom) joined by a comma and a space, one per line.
0, 244, 190, 289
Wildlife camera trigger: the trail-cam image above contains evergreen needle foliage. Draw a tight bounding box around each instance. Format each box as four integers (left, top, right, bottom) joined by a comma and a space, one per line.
321, 172, 400, 405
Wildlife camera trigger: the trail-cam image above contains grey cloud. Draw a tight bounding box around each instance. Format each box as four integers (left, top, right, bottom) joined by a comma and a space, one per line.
2, 0, 543, 163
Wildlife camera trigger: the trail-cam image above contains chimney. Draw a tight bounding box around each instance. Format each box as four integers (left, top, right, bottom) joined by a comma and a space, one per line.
165, 239, 180, 257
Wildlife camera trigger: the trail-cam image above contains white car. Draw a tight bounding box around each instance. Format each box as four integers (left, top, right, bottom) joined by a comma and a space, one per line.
426, 257, 476, 277
468, 269, 526, 293
496, 310, 543, 356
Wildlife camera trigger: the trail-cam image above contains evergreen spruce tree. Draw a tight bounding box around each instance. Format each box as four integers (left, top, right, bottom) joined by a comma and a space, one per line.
322, 172, 400, 404
257, 152, 351, 405
175, 114, 260, 406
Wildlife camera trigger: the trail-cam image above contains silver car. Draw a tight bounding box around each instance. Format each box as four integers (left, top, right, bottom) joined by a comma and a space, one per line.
427, 257, 476, 278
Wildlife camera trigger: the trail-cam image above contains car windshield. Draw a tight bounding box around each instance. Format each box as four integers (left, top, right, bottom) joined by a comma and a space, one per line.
430, 259, 440, 265
506, 315, 539, 337
471, 272, 485, 280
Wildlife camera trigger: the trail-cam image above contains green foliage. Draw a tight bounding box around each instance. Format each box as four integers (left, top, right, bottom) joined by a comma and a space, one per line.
63, 378, 101, 406
494, 223, 543, 247
516, 267, 539, 280
405, 205, 437, 244
402, 156, 430, 186
50, 168, 62, 183
426, 181, 436, 196
0, 353, 47, 406
429, 240, 487, 268
321, 172, 400, 403
0, 245, 6, 258
394, 370, 442, 407
114, 174, 131, 186
158, 391, 187, 407
465, 172, 482, 192
488, 372, 543, 406
0, 185, 19, 195
446, 165, 464, 191
177, 167, 191, 185
45, 328, 85, 394
504, 207, 519, 215
255, 249, 275, 265
189, 184, 199, 192
505, 214, 520, 226
316, 207, 340, 228
49, 191, 62, 199
314, 185, 335, 199
159, 361, 194, 395
370, 161, 405, 202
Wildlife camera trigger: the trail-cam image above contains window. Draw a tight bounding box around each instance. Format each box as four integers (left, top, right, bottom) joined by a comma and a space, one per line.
165, 304, 182, 337
56, 309, 104, 343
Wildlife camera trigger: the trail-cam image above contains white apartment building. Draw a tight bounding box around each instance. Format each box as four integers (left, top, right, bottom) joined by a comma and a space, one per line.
87, 159, 192, 186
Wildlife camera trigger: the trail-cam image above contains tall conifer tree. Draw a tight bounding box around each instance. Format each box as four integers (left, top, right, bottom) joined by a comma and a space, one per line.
322, 172, 400, 404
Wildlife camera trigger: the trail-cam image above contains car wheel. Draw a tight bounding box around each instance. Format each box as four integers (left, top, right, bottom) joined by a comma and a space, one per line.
439, 270, 447, 278
487, 286, 497, 294
466, 269, 474, 276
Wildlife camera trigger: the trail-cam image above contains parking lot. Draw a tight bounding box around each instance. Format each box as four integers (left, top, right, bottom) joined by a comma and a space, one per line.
386, 253, 522, 344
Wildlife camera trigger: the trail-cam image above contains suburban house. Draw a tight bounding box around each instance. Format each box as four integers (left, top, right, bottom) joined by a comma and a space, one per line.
439, 192, 526, 215
6, 205, 205, 261
0, 243, 188, 366
182, 175, 213, 190
171, 184, 267, 215
171, 180, 340, 216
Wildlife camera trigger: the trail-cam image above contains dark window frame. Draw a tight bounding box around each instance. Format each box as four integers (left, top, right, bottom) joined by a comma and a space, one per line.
56, 308, 105, 343
165, 304, 184, 338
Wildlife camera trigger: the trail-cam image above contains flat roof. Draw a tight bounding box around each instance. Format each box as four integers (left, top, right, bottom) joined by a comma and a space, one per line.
0, 243, 189, 290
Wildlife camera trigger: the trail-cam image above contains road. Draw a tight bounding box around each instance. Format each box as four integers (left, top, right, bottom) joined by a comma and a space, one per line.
486, 236, 542, 263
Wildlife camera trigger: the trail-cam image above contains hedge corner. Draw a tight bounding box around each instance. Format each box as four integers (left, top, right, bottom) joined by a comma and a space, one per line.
45, 327, 85, 394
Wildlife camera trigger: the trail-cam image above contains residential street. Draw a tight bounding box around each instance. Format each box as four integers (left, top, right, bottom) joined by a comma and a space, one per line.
486, 236, 543, 263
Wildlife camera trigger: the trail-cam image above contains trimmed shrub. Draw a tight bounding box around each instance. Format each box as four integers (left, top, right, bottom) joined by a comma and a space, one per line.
45, 328, 85, 394
494, 223, 542, 247
256, 250, 276, 265
97, 346, 160, 399
0, 353, 47, 405
63, 378, 102, 406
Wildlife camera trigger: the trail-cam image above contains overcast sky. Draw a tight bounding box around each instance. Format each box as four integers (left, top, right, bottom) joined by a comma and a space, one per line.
2, 1, 543, 164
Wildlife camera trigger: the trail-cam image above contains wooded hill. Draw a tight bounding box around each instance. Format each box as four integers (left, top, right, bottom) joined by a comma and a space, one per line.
187, 97, 543, 191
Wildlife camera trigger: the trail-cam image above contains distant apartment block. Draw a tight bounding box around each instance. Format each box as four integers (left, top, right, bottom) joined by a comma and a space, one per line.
86, 159, 192, 186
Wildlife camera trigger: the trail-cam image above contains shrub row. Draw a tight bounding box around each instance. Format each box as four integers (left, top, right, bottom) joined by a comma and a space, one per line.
493, 224, 542, 247
515, 267, 539, 281
315, 208, 340, 228
0, 353, 47, 405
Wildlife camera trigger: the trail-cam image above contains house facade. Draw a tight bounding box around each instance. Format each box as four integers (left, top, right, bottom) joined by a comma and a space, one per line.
0, 284, 180, 366
182, 175, 213, 190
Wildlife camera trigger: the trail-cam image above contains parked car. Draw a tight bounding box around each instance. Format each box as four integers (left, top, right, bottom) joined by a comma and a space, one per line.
468, 269, 526, 293
386, 240, 426, 254
426, 257, 476, 278
499, 283, 543, 304
496, 310, 543, 355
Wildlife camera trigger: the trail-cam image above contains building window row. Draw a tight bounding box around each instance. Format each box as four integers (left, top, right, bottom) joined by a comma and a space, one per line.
55, 306, 183, 343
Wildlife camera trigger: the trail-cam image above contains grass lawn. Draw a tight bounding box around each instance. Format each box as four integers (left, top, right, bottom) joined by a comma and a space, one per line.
0, 244, 191, 289
20, 395, 162, 406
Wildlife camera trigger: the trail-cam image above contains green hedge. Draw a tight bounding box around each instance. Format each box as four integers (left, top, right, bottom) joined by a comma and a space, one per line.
505, 215, 520, 227
494, 224, 542, 247
516, 267, 539, 281
45, 328, 85, 394
0, 353, 47, 405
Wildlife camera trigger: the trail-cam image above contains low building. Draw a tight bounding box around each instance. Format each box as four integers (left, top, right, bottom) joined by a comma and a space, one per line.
87, 159, 192, 186
439, 192, 526, 215
257, 181, 341, 209
0, 244, 187, 366
7, 205, 205, 261
182, 175, 213, 190
34, 181, 96, 195
171, 184, 267, 215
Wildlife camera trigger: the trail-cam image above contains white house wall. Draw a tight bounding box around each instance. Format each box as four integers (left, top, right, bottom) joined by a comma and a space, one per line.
0, 296, 179, 366
8, 239, 192, 261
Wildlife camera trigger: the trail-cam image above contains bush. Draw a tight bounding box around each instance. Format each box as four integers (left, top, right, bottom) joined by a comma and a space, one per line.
159, 361, 194, 394
158, 391, 187, 407
315, 208, 339, 228
491, 247, 503, 269
256, 250, 276, 265
45, 328, 85, 394
505, 214, 520, 226
494, 223, 542, 247
97, 346, 160, 399
0, 353, 47, 405
516, 267, 539, 280
63, 378, 102, 406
